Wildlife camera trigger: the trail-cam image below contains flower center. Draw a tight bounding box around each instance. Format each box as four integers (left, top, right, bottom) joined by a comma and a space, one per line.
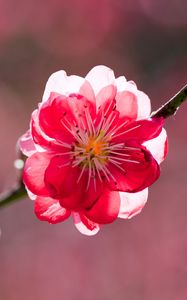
84, 130, 106, 156
75, 130, 109, 169
60, 98, 142, 190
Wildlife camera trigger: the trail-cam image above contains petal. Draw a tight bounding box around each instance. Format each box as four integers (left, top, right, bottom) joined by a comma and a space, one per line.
116, 79, 138, 120
94, 97, 119, 130
42, 70, 68, 102
85, 65, 115, 95
95, 85, 117, 111
44, 155, 86, 209
39, 92, 96, 143
35, 196, 71, 224
42, 71, 96, 104
85, 189, 120, 224
115, 76, 127, 91
143, 128, 168, 164
136, 91, 151, 119
23, 152, 51, 196
67, 93, 96, 125
25, 187, 37, 200
118, 188, 148, 219
112, 117, 164, 144
68, 75, 95, 104
81, 177, 105, 209
39, 93, 75, 144
31, 109, 64, 153
115, 78, 151, 120
19, 130, 36, 157
106, 145, 160, 192
72, 212, 100, 236
116, 91, 138, 120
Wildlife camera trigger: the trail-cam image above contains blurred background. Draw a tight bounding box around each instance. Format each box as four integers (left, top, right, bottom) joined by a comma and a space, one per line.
0, 0, 187, 299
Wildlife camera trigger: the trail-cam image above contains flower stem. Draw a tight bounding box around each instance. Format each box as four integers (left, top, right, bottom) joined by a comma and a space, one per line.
0, 182, 26, 209
151, 84, 187, 119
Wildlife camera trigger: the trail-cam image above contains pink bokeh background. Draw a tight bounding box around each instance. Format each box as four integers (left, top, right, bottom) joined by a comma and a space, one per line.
0, 0, 187, 299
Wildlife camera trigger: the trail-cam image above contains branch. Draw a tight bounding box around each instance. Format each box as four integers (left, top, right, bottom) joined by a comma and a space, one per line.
0, 154, 26, 210
151, 84, 187, 119
0, 182, 26, 209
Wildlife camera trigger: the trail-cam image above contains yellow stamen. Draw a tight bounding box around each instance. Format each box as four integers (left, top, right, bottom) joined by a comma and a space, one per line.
85, 137, 104, 155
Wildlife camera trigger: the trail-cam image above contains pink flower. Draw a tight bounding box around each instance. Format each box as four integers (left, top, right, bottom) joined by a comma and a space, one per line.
20, 66, 168, 235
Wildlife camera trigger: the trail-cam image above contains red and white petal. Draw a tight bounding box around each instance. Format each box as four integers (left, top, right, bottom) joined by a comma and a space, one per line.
68, 75, 95, 104
40, 92, 96, 143
143, 128, 168, 164
35, 196, 71, 224
72, 212, 100, 236
115, 79, 138, 120
67, 93, 96, 124
23, 152, 52, 196
116, 90, 138, 120
118, 188, 148, 219
31, 109, 64, 153
85, 189, 120, 224
42, 70, 68, 102
25, 187, 37, 200
39, 94, 75, 144
85, 65, 115, 96
95, 85, 117, 111
115, 78, 151, 120
19, 130, 36, 157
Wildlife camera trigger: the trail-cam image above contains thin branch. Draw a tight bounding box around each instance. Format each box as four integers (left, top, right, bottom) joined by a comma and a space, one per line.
0, 182, 26, 209
0, 153, 26, 209
151, 84, 187, 119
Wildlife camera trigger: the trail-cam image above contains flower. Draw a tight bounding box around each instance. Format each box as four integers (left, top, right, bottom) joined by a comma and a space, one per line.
20, 65, 168, 235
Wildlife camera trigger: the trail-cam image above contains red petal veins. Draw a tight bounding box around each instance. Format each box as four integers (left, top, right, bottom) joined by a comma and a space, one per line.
106, 145, 160, 193
44, 155, 86, 209
35, 196, 70, 224
85, 189, 120, 224
23, 152, 52, 196
112, 117, 164, 144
